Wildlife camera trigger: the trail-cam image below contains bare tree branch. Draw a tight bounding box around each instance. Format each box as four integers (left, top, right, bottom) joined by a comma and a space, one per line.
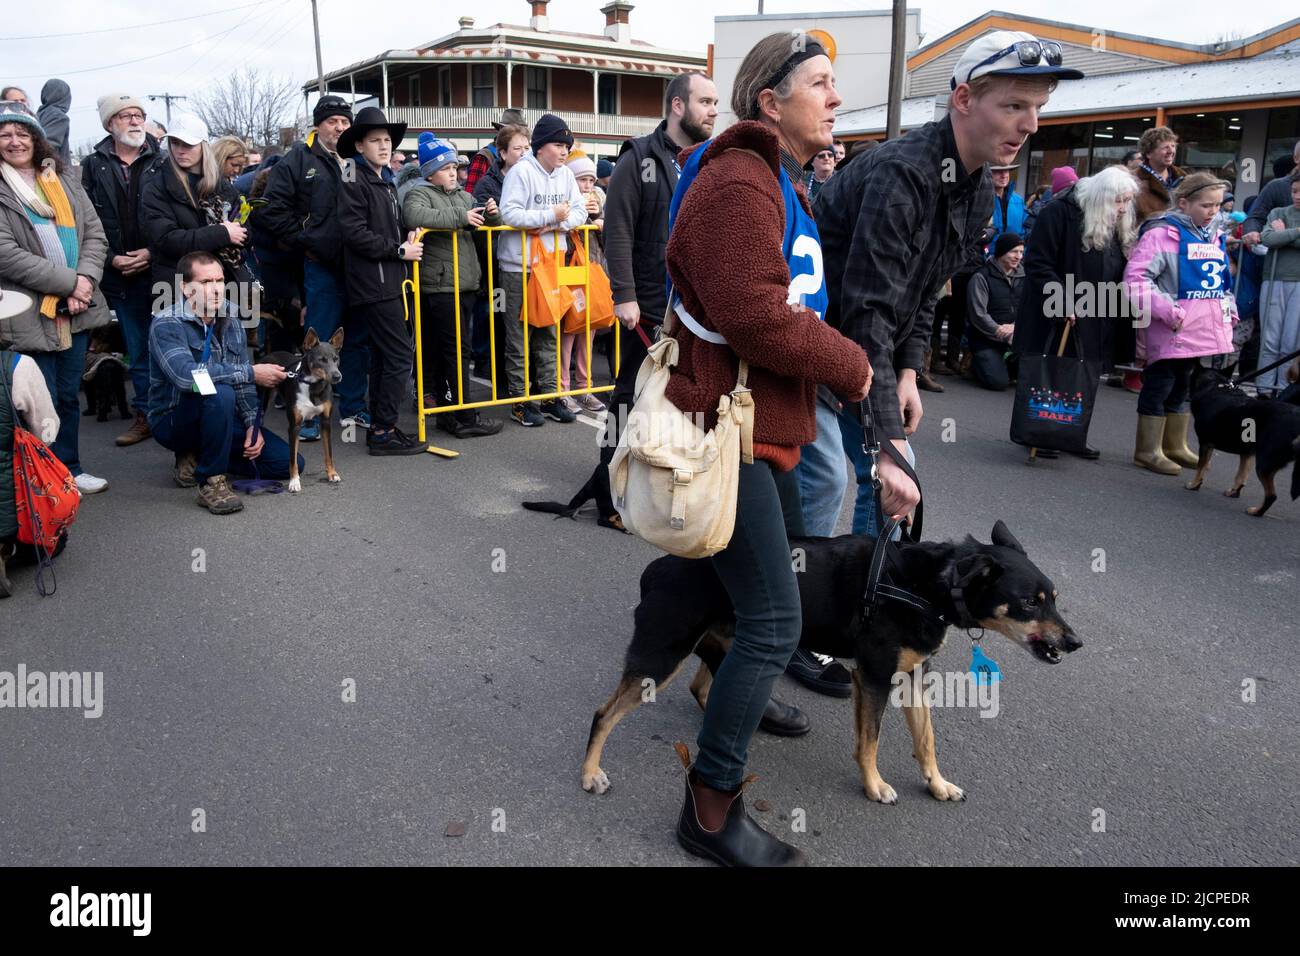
193, 68, 299, 148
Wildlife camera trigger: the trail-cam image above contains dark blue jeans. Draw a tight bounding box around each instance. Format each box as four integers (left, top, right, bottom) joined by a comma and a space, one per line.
152, 385, 301, 485
970, 344, 1012, 391
30, 330, 89, 476
694, 461, 805, 791
835, 410, 916, 539
106, 282, 157, 414
304, 260, 369, 419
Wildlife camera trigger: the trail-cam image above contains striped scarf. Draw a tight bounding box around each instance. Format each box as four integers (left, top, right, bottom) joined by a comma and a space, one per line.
1, 163, 79, 318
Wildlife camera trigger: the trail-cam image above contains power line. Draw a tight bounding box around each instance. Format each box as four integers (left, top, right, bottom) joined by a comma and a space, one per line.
169, 2, 301, 91
7, 0, 291, 81
0, 1, 266, 41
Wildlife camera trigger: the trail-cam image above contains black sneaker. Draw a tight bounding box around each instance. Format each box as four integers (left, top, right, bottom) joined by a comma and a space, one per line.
540, 400, 576, 423
449, 414, 504, 438
367, 427, 428, 456
785, 649, 853, 698
512, 405, 545, 427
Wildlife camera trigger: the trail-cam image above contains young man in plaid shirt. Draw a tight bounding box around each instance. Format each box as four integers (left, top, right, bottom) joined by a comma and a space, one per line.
786, 31, 1084, 695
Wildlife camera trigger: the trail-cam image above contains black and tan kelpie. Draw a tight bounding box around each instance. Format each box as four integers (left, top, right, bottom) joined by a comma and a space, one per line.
261, 328, 344, 493
1186, 366, 1300, 516
581, 522, 1081, 805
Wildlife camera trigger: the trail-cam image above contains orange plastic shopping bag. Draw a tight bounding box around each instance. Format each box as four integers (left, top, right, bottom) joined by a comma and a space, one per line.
562, 240, 616, 334
525, 234, 574, 328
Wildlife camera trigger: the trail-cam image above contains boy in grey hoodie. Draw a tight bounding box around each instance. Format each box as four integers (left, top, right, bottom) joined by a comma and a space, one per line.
498, 113, 587, 426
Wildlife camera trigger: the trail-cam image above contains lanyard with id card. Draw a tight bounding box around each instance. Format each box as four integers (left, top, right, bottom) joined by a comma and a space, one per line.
192, 321, 217, 395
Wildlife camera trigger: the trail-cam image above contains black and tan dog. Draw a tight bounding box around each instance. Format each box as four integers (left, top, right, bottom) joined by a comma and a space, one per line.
1186, 366, 1300, 516
260, 328, 344, 493
581, 522, 1081, 804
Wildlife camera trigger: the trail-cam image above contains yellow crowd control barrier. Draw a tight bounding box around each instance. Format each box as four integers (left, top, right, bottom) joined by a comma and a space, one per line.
402, 224, 618, 443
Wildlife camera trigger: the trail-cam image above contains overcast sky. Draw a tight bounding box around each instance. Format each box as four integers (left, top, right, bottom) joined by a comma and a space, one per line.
2, 0, 1286, 150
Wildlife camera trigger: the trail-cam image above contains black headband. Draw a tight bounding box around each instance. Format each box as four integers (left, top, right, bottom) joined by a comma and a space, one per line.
761, 41, 827, 93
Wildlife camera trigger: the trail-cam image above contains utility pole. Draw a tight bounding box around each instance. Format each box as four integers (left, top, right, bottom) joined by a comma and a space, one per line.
311, 0, 326, 95
885, 0, 906, 140
147, 93, 187, 126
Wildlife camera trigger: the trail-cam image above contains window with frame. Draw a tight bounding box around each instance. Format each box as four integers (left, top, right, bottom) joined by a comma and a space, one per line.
438, 66, 452, 108
598, 73, 617, 115
408, 75, 421, 108
471, 64, 495, 109
526, 67, 548, 111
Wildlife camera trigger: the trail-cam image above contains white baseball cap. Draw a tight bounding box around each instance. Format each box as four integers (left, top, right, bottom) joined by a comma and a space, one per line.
165, 113, 209, 147
951, 30, 1084, 91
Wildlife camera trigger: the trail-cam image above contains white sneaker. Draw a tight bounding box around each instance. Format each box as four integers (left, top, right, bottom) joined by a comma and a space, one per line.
74, 473, 109, 495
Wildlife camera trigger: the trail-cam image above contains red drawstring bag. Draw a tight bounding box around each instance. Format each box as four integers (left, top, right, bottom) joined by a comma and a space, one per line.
13, 426, 79, 553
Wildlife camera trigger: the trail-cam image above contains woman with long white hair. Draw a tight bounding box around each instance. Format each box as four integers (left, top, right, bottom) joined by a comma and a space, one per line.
1015, 163, 1138, 458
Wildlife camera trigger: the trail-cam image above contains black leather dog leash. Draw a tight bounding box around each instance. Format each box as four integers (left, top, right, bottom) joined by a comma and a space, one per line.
855, 398, 981, 633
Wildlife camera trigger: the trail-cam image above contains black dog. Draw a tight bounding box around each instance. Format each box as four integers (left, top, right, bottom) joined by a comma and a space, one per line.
82, 323, 130, 422
581, 522, 1081, 804
1186, 366, 1300, 516
260, 328, 344, 493
81, 354, 129, 422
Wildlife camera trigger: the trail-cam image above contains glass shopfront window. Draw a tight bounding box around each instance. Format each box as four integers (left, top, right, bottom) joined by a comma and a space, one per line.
1026, 122, 1092, 192
1090, 117, 1152, 170
1168, 111, 1243, 181
1263, 106, 1300, 186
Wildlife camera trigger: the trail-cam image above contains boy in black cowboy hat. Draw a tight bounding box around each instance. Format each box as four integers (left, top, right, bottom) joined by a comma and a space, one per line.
336, 107, 428, 455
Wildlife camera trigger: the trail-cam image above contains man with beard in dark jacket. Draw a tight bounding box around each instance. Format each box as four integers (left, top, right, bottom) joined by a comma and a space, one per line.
258, 95, 369, 440
81, 93, 161, 446
335, 108, 427, 456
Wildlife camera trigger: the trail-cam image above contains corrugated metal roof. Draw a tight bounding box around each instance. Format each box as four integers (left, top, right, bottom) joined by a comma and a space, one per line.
908, 35, 1166, 98
838, 48, 1300, 135
1030, 49, 1300, 117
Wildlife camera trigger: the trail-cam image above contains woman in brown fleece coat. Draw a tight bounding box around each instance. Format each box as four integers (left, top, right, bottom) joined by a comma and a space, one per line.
664, 32, 872, 867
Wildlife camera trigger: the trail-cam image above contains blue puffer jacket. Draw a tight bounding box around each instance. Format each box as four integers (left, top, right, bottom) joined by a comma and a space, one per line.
990, 187, 1027, 250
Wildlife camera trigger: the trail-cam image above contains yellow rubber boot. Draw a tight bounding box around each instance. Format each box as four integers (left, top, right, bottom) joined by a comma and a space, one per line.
1134, 415, 1181, 475
1161, 411, 1200, 468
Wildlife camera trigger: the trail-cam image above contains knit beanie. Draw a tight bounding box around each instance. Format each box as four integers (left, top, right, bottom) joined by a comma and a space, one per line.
994, 232, 1024, 259
417, 132, 458, 178
0, 101, 45, 137
1050, 165, 1079, 196
567, 154, 597, 180
596, 159, 614, 179
97, 93, 146, 130
530, 113, 573, 152
313, 95, 353, 127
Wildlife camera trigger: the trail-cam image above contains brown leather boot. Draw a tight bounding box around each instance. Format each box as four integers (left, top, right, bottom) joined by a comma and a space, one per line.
115, 410, 151, 446
673, 744, 806, 867
917, 353, 945, 393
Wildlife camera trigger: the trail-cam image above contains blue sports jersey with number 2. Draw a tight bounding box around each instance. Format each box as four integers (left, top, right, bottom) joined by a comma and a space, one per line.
667, 139, 829, 324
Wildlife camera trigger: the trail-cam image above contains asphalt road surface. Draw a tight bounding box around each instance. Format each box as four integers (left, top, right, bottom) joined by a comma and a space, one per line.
2, 374, 1296, 866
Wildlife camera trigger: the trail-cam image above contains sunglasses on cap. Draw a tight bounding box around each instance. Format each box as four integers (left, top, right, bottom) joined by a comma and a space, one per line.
963, 40, 1064, 86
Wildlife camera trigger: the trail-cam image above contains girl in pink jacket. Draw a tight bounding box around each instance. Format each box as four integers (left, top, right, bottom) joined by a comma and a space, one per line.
1124, 172, 1236, 475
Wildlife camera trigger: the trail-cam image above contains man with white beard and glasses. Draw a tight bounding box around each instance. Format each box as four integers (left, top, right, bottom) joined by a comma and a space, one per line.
81, 93, 161, 447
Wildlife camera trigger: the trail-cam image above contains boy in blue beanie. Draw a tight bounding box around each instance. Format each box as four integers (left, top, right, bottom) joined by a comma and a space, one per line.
400, 134, 504, 437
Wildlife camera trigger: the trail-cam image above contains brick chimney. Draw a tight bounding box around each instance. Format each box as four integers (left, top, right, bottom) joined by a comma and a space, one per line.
530, 0, 550, 32
600, 1, 634, 43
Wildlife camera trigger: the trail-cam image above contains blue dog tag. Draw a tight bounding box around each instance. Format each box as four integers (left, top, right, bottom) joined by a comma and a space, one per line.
969, 645, 1001, 685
